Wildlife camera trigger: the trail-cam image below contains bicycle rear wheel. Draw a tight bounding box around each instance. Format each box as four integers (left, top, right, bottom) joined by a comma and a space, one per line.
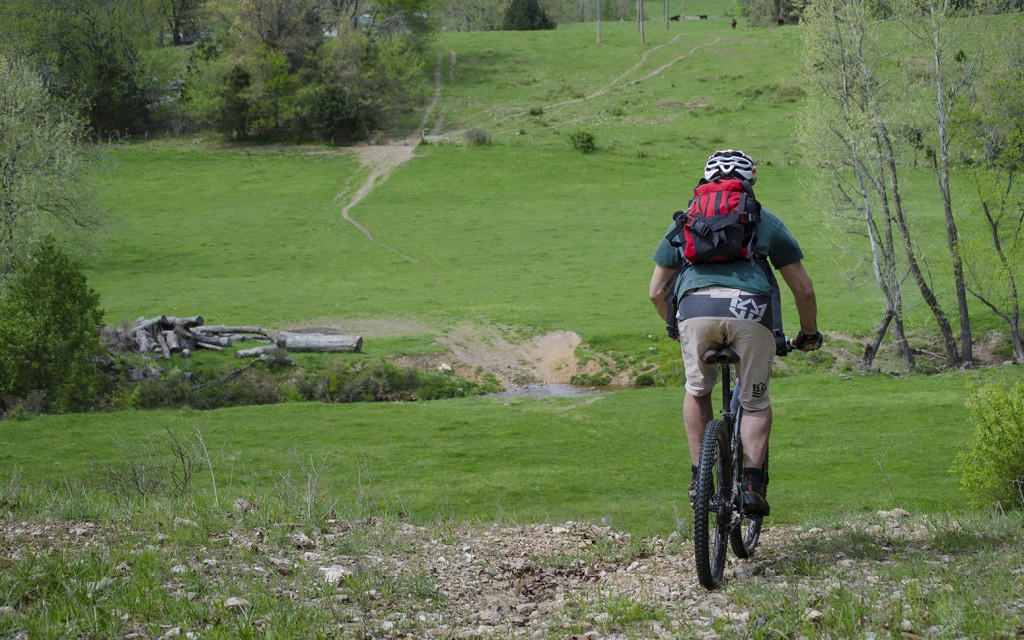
693, 419, 731, 590
730, 443, 768, 558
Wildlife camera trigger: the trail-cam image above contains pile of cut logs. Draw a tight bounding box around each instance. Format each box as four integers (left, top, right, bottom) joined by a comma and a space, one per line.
123, 316, 362, 359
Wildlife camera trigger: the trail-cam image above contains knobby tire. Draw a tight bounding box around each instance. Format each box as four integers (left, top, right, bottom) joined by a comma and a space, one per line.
694, 419, 730, 590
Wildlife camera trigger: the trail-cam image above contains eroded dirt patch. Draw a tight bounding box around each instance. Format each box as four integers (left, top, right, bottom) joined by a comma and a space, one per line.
437, 325, 582, 387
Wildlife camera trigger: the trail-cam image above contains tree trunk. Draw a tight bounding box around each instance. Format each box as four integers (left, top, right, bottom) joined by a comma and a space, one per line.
862, 309, 892, 371
156, 331, 171, 359
189, 331, 232, 348
878, 127, 960, 366
200, 325, 267, 335
164, 330, 181, 353
235, 345, 280, 358
276, 332, 362, 352
165, 315, 204, 329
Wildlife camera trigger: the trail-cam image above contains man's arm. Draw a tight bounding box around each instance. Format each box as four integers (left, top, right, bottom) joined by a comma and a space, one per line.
778, 261, 821, 350
649, 264, 676, 323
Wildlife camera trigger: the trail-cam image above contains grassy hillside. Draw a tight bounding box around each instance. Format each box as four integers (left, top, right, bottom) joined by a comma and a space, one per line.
90, 19, 1005, 355
3, 17, 1023, 638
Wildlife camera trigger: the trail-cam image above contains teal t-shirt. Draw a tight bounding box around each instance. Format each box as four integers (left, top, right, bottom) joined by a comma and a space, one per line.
652, 207, 803, 298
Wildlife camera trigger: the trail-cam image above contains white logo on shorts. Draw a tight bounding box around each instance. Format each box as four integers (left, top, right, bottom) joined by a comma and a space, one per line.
729, 296, 767, 322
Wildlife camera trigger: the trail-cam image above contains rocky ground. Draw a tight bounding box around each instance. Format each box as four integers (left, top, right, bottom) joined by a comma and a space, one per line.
0, 508, 943, 639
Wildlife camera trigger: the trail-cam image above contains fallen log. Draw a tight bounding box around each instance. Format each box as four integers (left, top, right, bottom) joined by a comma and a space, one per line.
235, 345, 280, 358
202, 325, 268, 336
156, 331, 171, 359
276, 331, 362, 353
225, 333, 273, 343
164, 330, 181, 353
135, 330, 154, 353
165, 315, 204, 329
131, 316, 168, 334
189, 331, 232, 348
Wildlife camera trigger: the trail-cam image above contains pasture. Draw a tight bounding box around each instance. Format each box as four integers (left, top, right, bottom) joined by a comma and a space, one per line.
2, 14, 1024, 639
17, 16, 1017, 530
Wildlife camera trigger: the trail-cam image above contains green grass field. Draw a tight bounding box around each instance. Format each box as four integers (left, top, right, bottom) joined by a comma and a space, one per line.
3, 366, 1016, 536
8, 19, 1019, 536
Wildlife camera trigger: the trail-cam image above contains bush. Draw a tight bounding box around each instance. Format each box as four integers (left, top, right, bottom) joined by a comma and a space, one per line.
298, 359, 488, 403
953, 382, 1024, 509
464, 128, 491, 146
0, 239, 104, 413
502, 0, 556, 30
568, 131, 597, 153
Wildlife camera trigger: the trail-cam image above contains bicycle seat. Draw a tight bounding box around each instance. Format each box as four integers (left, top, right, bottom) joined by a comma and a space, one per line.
701, 346, 740, 365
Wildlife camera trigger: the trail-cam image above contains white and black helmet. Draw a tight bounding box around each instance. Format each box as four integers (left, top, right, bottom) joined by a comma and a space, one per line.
703, 149, 756, 184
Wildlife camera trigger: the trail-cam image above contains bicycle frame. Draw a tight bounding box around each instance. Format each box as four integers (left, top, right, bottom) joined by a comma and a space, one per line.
720, 363, 748, 531
692, 356, 767, 590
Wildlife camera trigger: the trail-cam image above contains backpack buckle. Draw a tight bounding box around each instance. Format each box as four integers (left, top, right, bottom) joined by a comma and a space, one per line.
686, 214, 711, 237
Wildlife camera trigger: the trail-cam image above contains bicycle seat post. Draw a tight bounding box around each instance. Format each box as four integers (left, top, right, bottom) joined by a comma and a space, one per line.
721, 362, 732, 419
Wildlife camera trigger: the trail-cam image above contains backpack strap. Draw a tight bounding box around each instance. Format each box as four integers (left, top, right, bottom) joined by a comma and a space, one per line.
754, 255, 790, 357
660, 263, 688, 336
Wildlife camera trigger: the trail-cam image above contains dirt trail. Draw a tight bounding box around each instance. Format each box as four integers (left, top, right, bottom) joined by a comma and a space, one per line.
325, 54, 597, 387
339, 52, 447, 279
471, 33, 725, 130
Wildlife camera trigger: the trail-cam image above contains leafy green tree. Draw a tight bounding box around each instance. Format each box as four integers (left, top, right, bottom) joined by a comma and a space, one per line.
800, 0, 918, 370
0, 0, 159, 134
959, 29, 1024, 362
161, 0, 209, 45
0, 54, 99, 278
898, 0, 994, 366
438, 0, 504, 30
188, 1, 427, 143
0, 238, 104, 414
503, 0, 557, 30
243, 46, 301, 139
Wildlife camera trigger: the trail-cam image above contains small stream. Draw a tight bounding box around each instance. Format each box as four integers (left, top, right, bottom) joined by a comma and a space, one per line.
490, 383, 603, 399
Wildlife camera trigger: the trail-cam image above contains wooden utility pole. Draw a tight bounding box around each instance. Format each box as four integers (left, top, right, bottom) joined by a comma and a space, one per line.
597, 0, 602, 41
638, 0, 645, 42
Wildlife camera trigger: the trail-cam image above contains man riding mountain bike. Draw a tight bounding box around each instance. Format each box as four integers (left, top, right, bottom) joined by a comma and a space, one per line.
649, 149, 823, 516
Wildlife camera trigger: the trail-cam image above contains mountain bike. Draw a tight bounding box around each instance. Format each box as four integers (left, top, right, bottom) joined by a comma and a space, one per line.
692, 342, 789, 590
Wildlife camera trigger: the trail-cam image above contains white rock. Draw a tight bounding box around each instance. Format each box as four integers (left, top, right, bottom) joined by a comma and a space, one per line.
225, 597, 251, 610
321, 564, 352, 584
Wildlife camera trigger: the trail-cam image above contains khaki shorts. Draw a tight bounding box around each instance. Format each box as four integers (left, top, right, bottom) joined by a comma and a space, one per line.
677, 294, 776, 411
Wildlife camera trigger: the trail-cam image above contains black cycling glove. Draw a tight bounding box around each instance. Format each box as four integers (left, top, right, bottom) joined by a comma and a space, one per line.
666, 322, 680, 341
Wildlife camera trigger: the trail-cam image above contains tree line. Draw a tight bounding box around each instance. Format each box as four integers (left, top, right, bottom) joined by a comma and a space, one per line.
0, 0, 435, 143
801, 0, 1024, 370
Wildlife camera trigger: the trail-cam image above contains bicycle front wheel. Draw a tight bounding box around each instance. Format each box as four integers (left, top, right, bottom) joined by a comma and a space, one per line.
693, 419, 731, 590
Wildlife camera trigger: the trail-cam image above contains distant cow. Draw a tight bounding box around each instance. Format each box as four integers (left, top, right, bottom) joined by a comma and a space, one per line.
669, 14, 680, 20
698, 14, 708, 19
776, 15, 785, 25
731, 18, 737, 28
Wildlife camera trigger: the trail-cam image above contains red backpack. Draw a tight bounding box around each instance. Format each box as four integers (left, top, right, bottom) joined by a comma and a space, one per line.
665, 178, 761, 264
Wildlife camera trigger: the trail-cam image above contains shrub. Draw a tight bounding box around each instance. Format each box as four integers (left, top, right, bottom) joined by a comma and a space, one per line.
568, 131, 597, 154
953, 382, 1024, 509
298, 359, 488, 403
0, 239, 104, 413
464, 128, 491, 146
502, 0, 556, 30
